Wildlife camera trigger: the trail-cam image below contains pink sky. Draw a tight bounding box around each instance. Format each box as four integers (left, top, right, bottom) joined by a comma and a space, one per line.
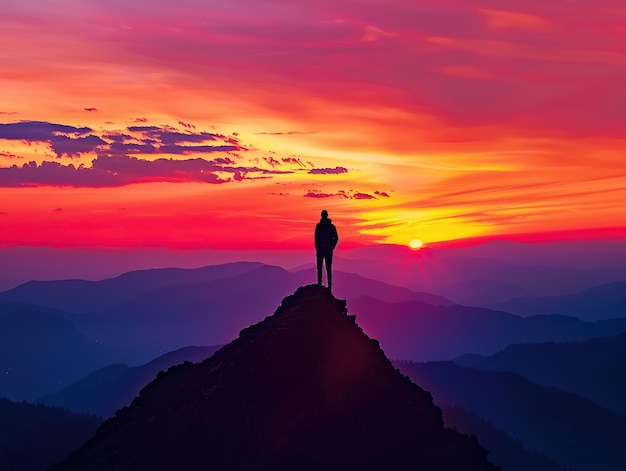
1, 0, 626, 250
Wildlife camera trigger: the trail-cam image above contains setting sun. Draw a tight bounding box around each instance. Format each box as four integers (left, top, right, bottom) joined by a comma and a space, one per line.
409, 239, 423, 250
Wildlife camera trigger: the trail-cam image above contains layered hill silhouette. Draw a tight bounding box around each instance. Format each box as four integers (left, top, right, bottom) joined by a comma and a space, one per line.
397, 361, 626, 471
0, 303, 120, 402
52, 286, 497, 470
335, 244, 626, 299
437, 278, 532, 305
40, 346, 222, 418
4, 240, 626, 294
5, 263, 626, 404
0, 262, 267, 313
484, 281, 626, 320
455, 331, 626, 417
0, 263, 452, 364
0, 397, 101, 471
441, 406, 568, 471
351, 296, 626, 361
0, 262, 450, 314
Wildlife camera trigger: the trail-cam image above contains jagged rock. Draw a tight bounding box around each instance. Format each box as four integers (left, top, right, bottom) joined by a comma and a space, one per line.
52, 285, 497, 470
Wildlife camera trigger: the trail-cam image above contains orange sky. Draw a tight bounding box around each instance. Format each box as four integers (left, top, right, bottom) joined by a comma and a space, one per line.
1, 0, 626, 250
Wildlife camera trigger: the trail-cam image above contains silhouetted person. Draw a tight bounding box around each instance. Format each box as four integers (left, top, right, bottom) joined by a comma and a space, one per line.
315, 209, 338, 290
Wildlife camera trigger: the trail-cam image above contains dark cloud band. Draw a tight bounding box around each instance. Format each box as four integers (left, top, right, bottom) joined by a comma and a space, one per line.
308, 166, 348, 175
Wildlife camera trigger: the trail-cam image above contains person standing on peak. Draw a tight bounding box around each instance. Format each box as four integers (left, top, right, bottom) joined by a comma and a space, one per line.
315, 209, 339, 291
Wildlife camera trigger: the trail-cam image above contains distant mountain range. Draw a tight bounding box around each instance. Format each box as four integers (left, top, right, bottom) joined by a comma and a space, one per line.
351, 296, 626, 361
0, 262, 268, 313
0, 262, 452, 314
2, 240, 626, 470
40, 346, 222, 418
339, 239, 626, 269
441, 405, 568, 471
436, 278, 533, 305
483, 281, 626, 320
3, 263, 624, 470
334, 243, 626, 300
0, 303, 121, 402
5, 239, 626, 301
396, 361, 626, 471
0, 263, 452, 365
3, 261, 626, 404
455, 331, 626, 417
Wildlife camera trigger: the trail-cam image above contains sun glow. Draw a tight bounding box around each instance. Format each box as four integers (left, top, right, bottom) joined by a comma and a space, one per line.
409, 239, 423, 250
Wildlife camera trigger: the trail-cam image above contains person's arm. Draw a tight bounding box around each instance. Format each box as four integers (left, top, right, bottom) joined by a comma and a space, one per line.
314, 224, 320, 250
332, 225, 338, 249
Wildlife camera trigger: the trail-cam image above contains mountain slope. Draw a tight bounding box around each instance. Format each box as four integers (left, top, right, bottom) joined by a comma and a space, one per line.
40, 346, 222, 418
455, 332, 626, 417
397, 361, 626, 471
52, 286, 497, 471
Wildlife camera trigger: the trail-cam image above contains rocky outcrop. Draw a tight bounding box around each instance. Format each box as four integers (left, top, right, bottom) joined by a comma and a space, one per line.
52, 285, 497, 470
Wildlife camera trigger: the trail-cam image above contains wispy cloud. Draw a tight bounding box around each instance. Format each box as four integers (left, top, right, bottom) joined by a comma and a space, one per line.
304, 190, 342, 199
282, 157, 307, 167
255, 131, 316, 136
308, 167, 348, 175
178, 121, 196, 130
303, 189, 379, 199
263, 156, 281, 167
0, 151, 22, 159
353, 192, 376, 200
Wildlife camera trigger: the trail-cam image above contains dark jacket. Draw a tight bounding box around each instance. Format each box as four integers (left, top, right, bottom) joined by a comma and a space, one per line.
315, 218, 338, 252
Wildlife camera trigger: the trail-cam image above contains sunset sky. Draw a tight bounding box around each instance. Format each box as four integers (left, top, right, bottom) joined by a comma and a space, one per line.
2, 0, 626, 251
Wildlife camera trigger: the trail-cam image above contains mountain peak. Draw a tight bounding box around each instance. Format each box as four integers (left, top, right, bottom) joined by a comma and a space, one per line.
52, 284, 497, 470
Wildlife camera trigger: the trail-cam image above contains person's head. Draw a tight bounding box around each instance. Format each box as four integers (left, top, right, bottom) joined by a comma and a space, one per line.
320, 209, 329, 219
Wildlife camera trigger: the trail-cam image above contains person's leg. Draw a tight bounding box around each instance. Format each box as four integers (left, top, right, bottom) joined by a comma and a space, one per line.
325, 251, 333, 290
316, 252, 323, 285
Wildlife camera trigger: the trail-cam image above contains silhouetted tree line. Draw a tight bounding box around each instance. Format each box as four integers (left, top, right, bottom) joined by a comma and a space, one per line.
442, 406, 571, 471
0, 397, 102, 471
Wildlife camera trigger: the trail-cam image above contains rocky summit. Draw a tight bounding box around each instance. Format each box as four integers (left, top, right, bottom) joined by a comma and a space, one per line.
52, 285, 498, 470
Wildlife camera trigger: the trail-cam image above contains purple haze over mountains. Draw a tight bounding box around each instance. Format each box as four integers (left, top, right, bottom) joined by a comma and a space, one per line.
1, 238, 625, 470
2, 239, 626, 294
